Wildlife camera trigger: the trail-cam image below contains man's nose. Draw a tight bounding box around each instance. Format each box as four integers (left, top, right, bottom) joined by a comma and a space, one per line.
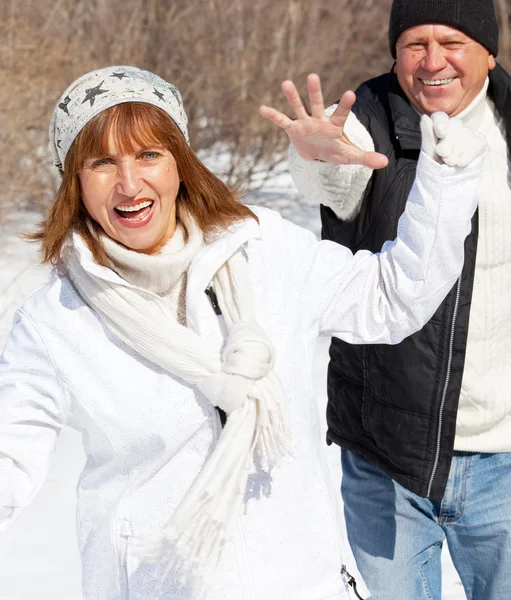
422, 43, 448, 72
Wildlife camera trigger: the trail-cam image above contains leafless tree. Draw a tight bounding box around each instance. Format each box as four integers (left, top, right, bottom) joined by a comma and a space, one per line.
1, 0, 509, 218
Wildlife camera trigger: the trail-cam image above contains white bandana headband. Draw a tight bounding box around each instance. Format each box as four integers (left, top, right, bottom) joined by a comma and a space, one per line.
49, 65, 189, 171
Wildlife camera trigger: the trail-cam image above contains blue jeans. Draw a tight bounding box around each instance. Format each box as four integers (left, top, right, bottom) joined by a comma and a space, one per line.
341, 449, 511, 600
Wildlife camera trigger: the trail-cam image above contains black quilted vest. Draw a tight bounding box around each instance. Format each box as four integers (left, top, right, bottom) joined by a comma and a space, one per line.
321, 64, 511, 499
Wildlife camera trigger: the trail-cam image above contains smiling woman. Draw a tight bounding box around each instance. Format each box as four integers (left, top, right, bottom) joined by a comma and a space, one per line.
0, 65, 488, 600
78, 120, 181, 255
36, 96, 252, 265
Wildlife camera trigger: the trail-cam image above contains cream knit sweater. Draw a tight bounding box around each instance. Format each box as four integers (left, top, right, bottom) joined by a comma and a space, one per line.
101, 220, 202, 326
289, 80, 511, 452
455, 84, 511, 451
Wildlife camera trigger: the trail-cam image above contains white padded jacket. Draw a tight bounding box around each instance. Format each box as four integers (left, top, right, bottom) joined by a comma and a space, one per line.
0, 151, 481, 600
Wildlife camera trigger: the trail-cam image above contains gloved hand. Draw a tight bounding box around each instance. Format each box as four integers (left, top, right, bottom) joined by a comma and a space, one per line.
420, 112, 488, 167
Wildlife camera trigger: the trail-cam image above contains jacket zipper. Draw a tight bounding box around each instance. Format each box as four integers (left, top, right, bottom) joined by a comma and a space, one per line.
427, 277, 461, 497
119, 519, 132, 598
205, 285, 222, 315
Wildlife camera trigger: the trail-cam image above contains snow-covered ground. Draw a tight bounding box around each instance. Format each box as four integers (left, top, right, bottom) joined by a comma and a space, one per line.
0, 172, 465, 599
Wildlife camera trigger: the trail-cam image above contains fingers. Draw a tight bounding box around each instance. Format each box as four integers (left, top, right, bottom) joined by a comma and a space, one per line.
438, 127, 487, 167
265, 75, 355, 129
435, 118, 463, 162
281, 80, 309, 119
307, 73, 325, 119
337, 145, 388, 169
260, 75, 377, 166
330, 90, 356, 128
430, 111, 450, 138
259, 105, 295, 130
436, 118, 465, 166
283, 75, 326, 120
420, 114, 438, 160
361, 151, 389, 170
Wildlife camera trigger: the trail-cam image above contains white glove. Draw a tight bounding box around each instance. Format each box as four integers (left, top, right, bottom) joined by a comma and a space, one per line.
420, 112, 487, 167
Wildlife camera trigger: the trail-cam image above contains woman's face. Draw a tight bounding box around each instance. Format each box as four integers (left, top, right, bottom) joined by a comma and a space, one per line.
79, 129, 181, 254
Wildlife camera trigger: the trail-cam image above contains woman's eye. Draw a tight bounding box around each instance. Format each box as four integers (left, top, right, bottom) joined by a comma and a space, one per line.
90, 158, 113, 168
140, 151, 160, 160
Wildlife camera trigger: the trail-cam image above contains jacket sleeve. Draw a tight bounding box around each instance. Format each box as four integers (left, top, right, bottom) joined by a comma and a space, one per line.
0, 309, 68, 531
296, 150, 482, 344
288, 110, 374, 221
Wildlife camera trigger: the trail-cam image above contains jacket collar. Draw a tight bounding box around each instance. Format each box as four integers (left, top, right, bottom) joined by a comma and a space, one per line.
388, 71, 422, 151
185, 216, 261, 329
389, 62, 511, 152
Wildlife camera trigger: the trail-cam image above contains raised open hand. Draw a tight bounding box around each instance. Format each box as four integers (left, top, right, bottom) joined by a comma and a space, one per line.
259, 74, 389, 169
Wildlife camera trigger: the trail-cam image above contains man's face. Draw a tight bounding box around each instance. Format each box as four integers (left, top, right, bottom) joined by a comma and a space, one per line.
395, 24, 496, 116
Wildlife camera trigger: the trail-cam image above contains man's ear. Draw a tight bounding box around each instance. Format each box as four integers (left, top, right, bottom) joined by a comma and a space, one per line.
488, 55, 497, 70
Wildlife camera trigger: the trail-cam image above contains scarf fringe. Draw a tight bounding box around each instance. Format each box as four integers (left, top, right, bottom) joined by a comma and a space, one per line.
141, 384, 292, 585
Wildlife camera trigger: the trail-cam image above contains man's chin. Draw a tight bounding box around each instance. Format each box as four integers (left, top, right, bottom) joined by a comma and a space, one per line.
415, 97, 459, 117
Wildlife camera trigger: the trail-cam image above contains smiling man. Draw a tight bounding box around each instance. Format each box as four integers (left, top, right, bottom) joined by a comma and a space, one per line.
393, 28, 496, 118
260, 0, 511, 599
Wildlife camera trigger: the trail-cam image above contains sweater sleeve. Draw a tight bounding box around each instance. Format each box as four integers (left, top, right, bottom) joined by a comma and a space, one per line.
288, 109, 375, 221
0, 310, 68, 532
292, 150, 483, 344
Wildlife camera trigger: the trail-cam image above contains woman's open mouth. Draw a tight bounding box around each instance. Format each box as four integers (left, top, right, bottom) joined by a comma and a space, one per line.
114, 199, 155, 227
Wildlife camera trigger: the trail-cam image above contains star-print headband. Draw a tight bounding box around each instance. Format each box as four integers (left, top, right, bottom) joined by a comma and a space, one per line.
49, 66, 189, 171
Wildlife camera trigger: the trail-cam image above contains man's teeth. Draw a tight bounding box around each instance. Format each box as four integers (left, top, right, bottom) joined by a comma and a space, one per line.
421, 78, 455, 86
116, 200, 153, 213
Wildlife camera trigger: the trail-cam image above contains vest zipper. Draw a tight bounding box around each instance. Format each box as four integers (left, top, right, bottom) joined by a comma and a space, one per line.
427, 277, 461, 497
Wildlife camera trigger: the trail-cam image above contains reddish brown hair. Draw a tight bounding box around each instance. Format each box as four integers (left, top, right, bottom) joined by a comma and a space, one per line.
32, 102, 256, 265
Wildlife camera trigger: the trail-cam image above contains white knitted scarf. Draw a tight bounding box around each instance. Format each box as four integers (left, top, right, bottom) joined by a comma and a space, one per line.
62, 221, 292, 578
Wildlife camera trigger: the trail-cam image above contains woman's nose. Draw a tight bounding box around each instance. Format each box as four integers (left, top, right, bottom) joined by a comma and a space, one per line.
116, 160, 143, 197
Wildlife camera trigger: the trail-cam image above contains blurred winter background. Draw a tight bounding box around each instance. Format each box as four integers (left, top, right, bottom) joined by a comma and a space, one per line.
3, 0, 511, 598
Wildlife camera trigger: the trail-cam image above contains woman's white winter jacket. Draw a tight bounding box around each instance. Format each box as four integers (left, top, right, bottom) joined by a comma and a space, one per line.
0, 152, 481, 600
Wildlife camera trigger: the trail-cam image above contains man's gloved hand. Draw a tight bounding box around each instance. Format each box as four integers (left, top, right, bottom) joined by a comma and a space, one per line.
420, 112, 488, 167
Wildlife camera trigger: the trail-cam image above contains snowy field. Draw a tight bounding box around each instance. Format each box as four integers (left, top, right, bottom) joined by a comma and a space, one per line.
0, 170, 465, 599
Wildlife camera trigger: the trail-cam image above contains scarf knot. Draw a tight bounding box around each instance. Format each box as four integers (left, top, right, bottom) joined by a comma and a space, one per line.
197, 320, 275, 416
222, 320, 274, 379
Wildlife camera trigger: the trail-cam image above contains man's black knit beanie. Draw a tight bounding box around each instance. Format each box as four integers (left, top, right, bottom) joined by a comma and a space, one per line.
389, 0, 499, 58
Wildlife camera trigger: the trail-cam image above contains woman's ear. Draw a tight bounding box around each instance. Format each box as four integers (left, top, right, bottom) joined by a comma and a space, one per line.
488, 55, 497, 71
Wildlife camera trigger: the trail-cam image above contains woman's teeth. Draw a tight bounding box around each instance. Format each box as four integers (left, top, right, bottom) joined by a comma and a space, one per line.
115, 200, 153, 215
420, 78, 455, 86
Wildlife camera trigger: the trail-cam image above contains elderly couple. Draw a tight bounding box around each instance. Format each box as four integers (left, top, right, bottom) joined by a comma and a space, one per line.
1, 0, 509, 599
